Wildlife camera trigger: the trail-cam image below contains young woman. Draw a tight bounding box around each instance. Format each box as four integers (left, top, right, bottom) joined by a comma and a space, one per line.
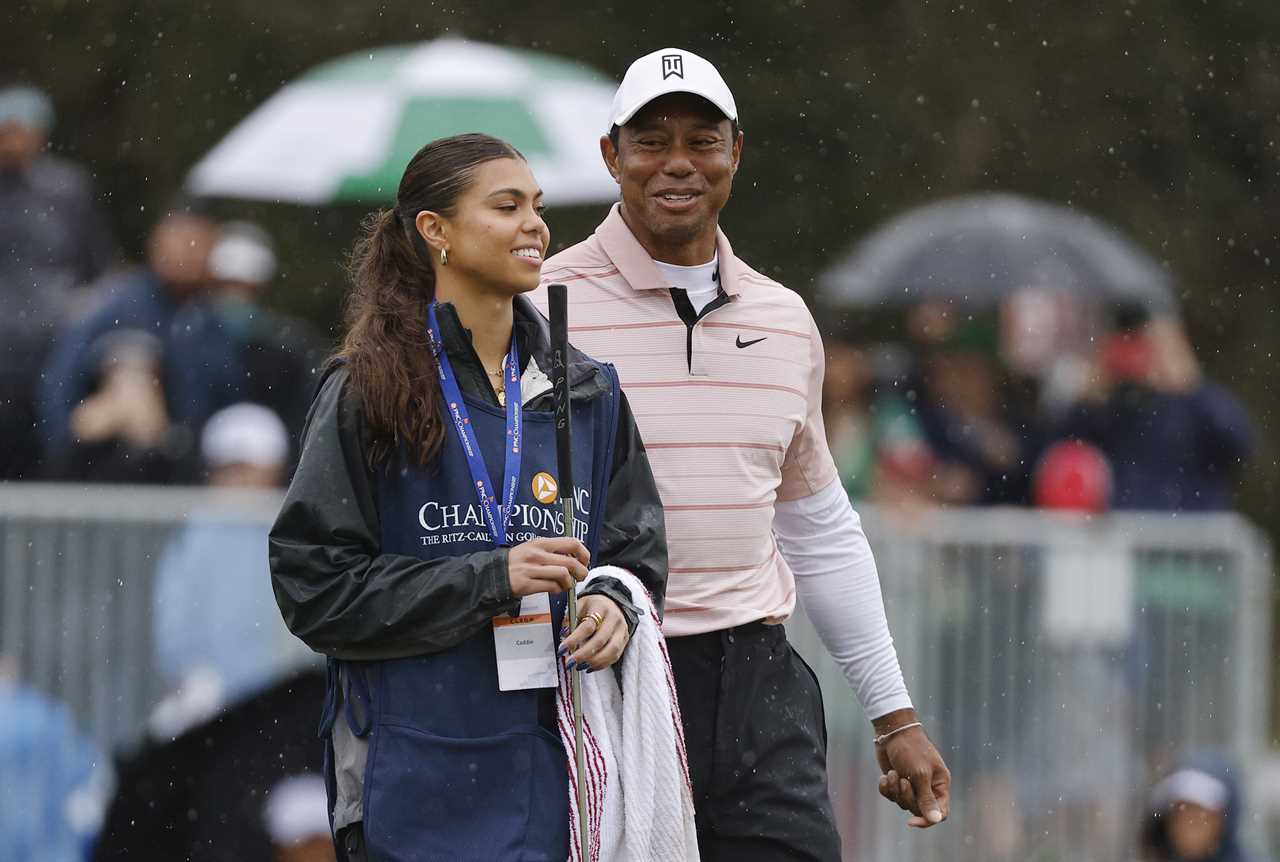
269, 134, 667, 862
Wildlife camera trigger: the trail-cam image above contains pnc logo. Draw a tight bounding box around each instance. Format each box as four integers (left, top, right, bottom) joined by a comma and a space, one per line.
532, 472, 559, 504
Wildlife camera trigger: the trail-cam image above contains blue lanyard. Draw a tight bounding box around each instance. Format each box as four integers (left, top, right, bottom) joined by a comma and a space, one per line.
426, 303, 522, 546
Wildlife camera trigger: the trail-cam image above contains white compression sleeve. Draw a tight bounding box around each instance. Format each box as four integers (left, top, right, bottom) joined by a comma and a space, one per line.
774, 479, 913, 719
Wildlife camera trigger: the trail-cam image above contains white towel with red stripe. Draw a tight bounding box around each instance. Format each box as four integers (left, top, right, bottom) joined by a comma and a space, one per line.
557, 566, 699, 862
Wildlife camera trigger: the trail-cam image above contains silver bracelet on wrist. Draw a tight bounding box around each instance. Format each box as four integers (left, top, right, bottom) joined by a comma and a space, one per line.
873, 721, 923, 747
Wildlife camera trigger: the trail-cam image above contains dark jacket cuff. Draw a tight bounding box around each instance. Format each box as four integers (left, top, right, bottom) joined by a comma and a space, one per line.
488, 547, 520, 616
580, 576, 640, 636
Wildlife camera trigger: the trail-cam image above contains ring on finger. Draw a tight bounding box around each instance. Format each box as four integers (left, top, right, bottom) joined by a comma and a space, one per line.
583, 611, 605, 631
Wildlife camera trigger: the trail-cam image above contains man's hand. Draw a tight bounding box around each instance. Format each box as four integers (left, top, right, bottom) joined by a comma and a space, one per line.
873, 708, 951, 828
1144, 316, 1201, 394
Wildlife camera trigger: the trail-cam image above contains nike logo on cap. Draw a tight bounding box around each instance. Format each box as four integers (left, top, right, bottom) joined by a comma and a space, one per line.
736, 335, 766, 348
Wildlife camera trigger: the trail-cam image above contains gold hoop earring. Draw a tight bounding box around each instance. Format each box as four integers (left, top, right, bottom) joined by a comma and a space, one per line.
440, 247, 449, 267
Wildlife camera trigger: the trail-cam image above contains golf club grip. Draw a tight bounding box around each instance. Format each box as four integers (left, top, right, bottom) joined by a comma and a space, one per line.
548, 283, 574, 495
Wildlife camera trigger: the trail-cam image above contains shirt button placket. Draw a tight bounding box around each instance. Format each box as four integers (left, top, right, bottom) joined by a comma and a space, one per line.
689, 323, 710, 378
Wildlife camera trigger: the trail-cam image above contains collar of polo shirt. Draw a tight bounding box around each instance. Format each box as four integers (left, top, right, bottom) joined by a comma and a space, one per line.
595, 204, 746, 297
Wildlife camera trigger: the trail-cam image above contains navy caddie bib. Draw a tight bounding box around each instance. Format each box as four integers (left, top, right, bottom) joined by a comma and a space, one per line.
328, 359, 619, 862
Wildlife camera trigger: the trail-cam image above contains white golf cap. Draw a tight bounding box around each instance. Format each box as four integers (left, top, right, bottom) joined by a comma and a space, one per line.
209, 221, 277, 286
1152, 768, 1230, 813
0, 85, 53, 131
609, 48, 738, 129
201, 402, 289, 470
263, 773, 331, 847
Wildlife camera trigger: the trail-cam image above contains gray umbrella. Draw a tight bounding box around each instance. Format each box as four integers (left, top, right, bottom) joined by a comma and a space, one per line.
818, 193, 1176, 312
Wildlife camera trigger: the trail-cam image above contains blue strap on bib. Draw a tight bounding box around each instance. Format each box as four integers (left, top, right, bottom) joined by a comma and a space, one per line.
426, 303, 523, 546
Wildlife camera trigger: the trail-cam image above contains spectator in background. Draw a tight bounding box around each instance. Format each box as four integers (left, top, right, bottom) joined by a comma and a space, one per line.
49, 330, 177, 483
1139, 758, 1261, 862
208, 222, 323, 456
911, 310, 1032, 505
39, 204, 242, 482
823, 342, 878, 498
822, 341, 935, 506
150, 402, 314, 740
0, 84, 116, 480
94, 670, 326, 862
0, 657, 111, 862
1055, 307, 1253, 511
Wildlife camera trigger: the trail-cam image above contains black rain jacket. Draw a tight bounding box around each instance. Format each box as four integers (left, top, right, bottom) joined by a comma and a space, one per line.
269, 296, 667, 661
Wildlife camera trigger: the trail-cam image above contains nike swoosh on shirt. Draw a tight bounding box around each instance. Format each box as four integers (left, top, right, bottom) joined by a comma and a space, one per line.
735, 335, 767, 348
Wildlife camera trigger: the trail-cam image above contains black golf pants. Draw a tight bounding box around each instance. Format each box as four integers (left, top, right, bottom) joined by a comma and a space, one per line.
667, 621, 843, 862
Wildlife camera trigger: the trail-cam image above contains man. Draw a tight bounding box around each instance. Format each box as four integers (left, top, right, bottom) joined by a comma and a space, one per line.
533, 48, 950, 859
152, 402, 314, 736
40, 204, 241, 482
1059, 309, 1254, 511
0, 84, 116, 479
94, 669, 328, 861
0, 663, 108, 862
1140, 758, 1254, 862
207, 221, 324, 464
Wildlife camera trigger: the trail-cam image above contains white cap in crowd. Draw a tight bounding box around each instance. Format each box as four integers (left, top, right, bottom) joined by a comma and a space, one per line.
0, 85, 54, 132
201, 402, 289, 470
208, 221, 277, 286
1152, 768, 1230, 813
263, 773, 331, 847
609, 48, 738, 129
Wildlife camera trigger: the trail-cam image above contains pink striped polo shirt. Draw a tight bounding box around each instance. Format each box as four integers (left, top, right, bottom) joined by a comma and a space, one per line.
531, 205, 838, 637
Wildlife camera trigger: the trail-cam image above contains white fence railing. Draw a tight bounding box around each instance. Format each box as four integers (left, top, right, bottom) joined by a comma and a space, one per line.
0, 485, 1272, 860
789, 505, 1273, 862
0, 484, 298, 756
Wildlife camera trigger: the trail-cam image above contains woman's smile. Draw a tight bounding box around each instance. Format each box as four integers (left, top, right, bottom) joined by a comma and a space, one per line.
512, 246, 543, 265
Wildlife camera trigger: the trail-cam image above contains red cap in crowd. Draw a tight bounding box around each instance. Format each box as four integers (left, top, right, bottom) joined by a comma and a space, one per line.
1033, 440, 1113, 513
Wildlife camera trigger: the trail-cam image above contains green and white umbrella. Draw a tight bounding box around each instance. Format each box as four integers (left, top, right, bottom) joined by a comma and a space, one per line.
187, 37, 620, 206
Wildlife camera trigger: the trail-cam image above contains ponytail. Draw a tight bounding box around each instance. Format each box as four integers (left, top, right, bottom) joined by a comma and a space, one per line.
333, 133, 526, 469
338, 208, 444, 468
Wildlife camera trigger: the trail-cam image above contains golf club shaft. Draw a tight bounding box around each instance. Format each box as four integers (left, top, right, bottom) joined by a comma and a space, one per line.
548, 283, 589, 860
564, 498, 586, 860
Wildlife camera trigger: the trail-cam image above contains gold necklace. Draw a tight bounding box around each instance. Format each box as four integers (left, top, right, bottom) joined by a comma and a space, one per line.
486, 365, 506, 406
